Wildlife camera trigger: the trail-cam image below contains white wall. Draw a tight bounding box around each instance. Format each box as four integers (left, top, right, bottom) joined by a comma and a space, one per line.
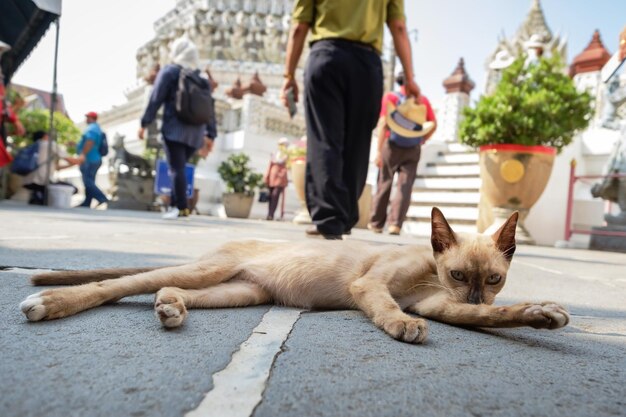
525, 128, 615, 246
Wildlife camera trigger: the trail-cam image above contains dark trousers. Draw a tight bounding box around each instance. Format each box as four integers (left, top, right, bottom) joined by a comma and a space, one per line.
304, 40, 383, 235
370, 141, 421, 229
79, 161, 107, 207
267, 186, 284, 219
24, 183, 45, 205
163, 139, 195, 210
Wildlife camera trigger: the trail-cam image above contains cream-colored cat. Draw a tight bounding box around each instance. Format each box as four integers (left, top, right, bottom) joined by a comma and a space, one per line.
19, 208, 569, 344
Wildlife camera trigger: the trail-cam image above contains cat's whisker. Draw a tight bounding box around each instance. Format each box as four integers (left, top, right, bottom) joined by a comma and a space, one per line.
407, 282, 461, 298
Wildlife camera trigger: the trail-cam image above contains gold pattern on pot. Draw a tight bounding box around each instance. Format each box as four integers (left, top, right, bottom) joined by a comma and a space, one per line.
500, 160, 525, 183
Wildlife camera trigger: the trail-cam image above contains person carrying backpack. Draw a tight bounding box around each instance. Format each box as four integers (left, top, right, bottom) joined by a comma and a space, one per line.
77, 111, 108, 208
368, 72, 437, 235
138, 36, 216, 220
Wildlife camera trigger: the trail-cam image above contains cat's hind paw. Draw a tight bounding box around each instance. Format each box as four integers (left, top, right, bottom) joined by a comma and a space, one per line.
523, 302, 569, 330
155, 288, 187, 328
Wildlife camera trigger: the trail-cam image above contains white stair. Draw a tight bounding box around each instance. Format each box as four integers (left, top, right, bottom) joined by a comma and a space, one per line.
422, 164, 480, 177
404, 143, 481, 237
413, 176, 481, 190
438, 153, 479, 164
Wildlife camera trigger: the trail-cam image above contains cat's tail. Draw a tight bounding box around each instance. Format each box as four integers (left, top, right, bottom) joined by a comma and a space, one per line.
30, 267, 166, 286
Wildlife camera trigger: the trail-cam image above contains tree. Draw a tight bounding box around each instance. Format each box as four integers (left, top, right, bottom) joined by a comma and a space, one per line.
460, 55, 593, 153
11, 109, 81, 154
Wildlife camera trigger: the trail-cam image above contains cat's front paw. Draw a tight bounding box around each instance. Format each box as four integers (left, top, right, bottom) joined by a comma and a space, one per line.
382, 316, 429, 344
521, 302, 569, 330
155, 288, 187, 328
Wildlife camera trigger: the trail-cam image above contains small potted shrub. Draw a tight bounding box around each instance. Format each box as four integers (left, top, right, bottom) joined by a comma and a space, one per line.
218, 152, 263, 218
460, 55, 593, 242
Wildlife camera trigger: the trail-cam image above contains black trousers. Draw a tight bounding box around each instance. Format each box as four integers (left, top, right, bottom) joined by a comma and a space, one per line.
304, 39, 383, 235
267, 186, 284, 219
163, 139, 195, 210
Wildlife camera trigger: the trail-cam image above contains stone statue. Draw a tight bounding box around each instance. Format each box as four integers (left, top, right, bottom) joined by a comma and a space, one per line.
263, 14, 282, 63
107, 134, 155, 211
228, 11, 249, 61
591, 74, 626, 225
523, 34, 546, 68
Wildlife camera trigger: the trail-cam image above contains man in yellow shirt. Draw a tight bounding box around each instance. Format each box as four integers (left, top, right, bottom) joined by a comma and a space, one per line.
281, 0, 420, 239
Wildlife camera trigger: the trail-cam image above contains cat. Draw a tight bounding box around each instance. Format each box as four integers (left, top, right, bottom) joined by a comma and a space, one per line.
19, 208, 569, 344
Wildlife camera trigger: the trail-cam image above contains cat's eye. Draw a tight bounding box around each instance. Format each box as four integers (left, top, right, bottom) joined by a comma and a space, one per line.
449, 270, 466, 282
487, 274, 502, 285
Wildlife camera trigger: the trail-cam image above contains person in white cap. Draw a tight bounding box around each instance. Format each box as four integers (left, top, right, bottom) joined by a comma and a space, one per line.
139, 36, 217, 220
263, 137, 290, 220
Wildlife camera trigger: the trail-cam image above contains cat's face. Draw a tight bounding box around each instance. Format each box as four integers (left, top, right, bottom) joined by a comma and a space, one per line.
430, 208, 517, 305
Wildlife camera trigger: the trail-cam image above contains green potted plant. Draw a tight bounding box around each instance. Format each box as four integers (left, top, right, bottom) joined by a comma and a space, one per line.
459, 55, 593, 242
218, 152, 263, 218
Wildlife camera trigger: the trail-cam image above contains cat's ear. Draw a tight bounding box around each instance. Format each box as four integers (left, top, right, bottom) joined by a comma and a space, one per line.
491, 211, 518, 261
431, 207, 458, 254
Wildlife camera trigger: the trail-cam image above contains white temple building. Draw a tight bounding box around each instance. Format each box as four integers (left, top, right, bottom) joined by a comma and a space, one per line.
62, 0, 623, 247
93, 0, 310, 216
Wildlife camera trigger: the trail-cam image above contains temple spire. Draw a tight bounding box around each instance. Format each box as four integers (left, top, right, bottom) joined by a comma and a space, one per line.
443, 58, 475, 94
569, 30, 611, 77
515, 0, 552, 43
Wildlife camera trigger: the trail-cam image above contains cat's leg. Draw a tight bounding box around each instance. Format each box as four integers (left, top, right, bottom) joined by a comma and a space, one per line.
350, 276, 428, 344
154, 281, 272, 328
411, 294, 569, 330
20, 261, 239, 322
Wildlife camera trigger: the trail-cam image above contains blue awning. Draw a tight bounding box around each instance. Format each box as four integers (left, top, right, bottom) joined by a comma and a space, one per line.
0, 0, 62, 84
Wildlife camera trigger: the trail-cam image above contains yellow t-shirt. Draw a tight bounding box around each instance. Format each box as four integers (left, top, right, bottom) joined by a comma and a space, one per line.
292, 0, 405, 54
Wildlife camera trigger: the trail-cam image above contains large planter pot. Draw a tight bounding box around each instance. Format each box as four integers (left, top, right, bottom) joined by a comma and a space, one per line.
290, 160, 311, 224
223, 192, 255, 218
479, 144, 556, 244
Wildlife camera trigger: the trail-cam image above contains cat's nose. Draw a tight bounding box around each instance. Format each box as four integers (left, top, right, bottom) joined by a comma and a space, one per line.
468, 291, 483, 305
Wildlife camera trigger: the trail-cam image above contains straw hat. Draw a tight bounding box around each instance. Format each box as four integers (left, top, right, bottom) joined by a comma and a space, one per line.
386, 99, 435, 139
489, 50, 515, 70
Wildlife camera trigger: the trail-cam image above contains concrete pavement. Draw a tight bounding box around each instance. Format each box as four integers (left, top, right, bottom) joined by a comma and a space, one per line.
1, 201, 625, 417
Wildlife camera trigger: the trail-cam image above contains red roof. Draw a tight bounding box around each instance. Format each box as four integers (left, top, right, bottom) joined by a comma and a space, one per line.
570, 30, 611, 77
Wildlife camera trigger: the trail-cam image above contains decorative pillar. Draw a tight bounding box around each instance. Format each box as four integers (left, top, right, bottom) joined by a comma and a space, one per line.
439, 58, 475, 143
570, 30, 611, 121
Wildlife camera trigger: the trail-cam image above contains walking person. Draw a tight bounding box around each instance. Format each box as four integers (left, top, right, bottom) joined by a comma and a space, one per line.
264, 137, 290, 220
139, 36, 216, 220
368, 72, 437, 235
281, 0, 419, 239
77, 111, 108, 208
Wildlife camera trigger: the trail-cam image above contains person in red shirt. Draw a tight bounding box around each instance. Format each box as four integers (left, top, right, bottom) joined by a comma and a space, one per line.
0, 41, 26, 166
369, 72, 437, 235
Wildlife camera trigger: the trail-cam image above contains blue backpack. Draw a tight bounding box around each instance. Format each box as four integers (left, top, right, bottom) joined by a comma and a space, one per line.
11, 143, 40, 175
99, 131, 109, 157
388, 93, 425, 148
